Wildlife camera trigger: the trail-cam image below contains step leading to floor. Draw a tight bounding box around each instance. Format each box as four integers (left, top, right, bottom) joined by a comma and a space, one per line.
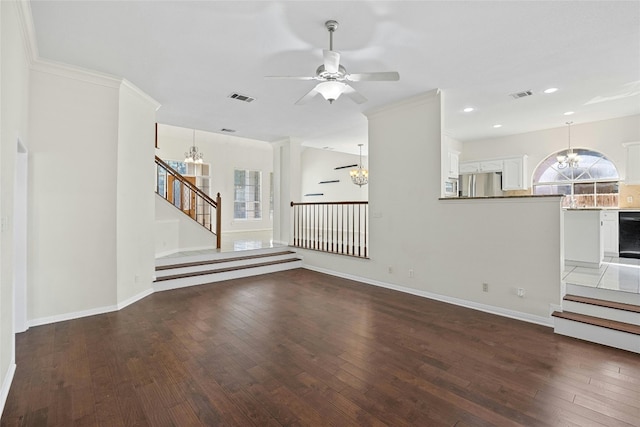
562, 294, 640, 326
552, 310, 640, 354
565, 282, 640, 306
153, 248, 302, 292
155, 251, 298, 277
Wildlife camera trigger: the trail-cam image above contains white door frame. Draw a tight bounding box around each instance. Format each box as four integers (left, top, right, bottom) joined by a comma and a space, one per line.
14, 139, 28, 333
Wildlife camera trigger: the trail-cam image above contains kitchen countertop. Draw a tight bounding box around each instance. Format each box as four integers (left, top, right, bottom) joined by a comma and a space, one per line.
439, 195, 563, 200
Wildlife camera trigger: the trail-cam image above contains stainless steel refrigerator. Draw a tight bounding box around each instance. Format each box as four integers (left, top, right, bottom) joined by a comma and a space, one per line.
460, 172, 504, 197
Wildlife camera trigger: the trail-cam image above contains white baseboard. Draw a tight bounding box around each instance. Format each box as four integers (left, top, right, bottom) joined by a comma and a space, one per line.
303, 265, 553, 328
117, 288, 154, 310
565, 260, 601, 269
0, 362, 16, 418
28, 304, 118, 328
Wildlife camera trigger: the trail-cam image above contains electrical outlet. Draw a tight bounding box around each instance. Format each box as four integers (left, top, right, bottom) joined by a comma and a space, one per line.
409, 269, 414, 278
388, 266, 393, 274
627, 196, 633, 203
482, 283, 489, 292
517, 288, 525, 297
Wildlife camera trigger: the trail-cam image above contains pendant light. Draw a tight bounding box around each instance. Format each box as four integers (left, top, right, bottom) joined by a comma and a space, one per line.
184, 129, 204, 164
557, 121, 578, 169
350, 144, 368, 187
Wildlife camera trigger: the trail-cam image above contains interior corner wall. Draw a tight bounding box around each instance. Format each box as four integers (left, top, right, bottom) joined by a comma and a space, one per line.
461, 114, 640, 182
0, 0, 30, 412
116, 83, 157, 304
28, 67, 119, 323
299, 91, 562, 323
300, 147, 368, 202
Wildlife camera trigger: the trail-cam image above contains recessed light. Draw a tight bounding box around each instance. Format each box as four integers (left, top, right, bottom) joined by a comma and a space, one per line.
544, 88, 558, 94
463, 107, 475, 113
564, 111, 575, 116
493, 124, 503, 128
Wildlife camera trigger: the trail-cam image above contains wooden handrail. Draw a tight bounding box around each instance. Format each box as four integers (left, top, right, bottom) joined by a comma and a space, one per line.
155, 156, 221, 249
156, 156, 218, 207
291, 201, 368, 206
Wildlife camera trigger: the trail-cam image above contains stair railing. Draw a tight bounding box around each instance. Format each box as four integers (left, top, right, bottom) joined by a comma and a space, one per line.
290, 201, 368, 258
155, 156, 221, 249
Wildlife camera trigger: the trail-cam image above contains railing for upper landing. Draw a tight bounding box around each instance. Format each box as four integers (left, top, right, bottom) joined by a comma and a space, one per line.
155, 156, 221, 249
290, 201, 368, 258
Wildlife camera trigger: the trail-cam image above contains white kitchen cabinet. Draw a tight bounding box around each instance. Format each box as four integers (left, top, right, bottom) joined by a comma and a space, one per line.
502, 156, 529, 190
479, 160, 503, 173
447, 150, 460, 178
564, 210, 603, 268
459, 161, 479, 174
601, 210, 619, 256
623, 142, 640, 184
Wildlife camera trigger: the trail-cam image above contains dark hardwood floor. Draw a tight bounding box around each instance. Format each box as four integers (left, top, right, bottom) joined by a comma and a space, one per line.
2, 268, 639, 426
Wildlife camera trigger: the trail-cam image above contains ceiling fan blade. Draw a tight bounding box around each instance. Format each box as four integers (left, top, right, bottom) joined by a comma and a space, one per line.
265, 75, 317, 80
295, 87, 320, 105
342, 85, 367, 104
323, 49, 340, 73
346, 71, 400, 82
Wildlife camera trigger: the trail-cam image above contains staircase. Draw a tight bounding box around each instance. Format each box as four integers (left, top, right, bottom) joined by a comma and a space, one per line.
552, 283, 640, 353
153, 247, 303, 292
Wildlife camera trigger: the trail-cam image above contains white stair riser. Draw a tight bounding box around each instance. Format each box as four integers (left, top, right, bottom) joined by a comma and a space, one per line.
153, 261, 303, 292
566, 283, 640, 306
155, 247, 292, 267
562, 301, 640, 326
155, 254, 299, 278
554, 317, 640, 354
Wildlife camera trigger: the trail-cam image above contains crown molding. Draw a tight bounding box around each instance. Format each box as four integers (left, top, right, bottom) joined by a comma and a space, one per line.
364, 88, 441, 120
15, 0, 39, 66
121, 79, 161, 111
31, 58, 122, 88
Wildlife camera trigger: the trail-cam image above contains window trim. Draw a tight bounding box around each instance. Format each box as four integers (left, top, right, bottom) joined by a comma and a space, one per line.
532, 148, 619, 208
233, 169, 262, 221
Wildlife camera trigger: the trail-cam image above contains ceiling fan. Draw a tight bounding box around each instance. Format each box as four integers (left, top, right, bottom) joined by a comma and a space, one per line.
266, 20, 400, 105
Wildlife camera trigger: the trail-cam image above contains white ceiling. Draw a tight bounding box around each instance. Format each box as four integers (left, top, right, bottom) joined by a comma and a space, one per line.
29, 1, 640, 154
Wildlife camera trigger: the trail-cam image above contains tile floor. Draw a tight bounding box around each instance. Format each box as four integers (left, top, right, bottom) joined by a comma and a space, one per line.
563, 257, 640, 294
159, 230, 284, 259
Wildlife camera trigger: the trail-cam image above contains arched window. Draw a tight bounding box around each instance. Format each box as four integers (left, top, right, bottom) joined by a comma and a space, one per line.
533, 149, 619, 208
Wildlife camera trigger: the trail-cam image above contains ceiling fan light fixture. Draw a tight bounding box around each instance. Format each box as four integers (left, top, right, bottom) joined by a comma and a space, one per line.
316, 81, 345, 104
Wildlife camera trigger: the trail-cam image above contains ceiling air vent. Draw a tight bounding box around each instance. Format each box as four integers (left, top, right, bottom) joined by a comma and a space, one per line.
220, 128, 236, 133
510, 90, 533, 99
228, 92, 256, 103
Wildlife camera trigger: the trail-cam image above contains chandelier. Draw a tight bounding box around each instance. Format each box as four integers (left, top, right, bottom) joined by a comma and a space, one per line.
184, 129, 203, 163
350, 144, 369, 187
557, 121, 578, 169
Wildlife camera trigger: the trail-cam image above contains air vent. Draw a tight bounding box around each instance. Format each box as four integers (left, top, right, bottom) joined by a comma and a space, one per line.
510, 90, 533, 99
228, 92, 256, 103
220, 128, 236, 133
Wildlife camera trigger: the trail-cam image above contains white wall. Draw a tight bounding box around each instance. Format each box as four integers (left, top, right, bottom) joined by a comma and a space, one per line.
155, 194, 216, 255
461, 115, 640, 183
116, 82, 159, 305
28, 65, 120, 323
300, 147, 368, 202
156, 124, 273, 233
0, 0, 31, 413
299, 91, 563, 324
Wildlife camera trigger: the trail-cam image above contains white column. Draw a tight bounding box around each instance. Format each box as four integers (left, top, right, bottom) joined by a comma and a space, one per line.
272, 138, 301, 245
